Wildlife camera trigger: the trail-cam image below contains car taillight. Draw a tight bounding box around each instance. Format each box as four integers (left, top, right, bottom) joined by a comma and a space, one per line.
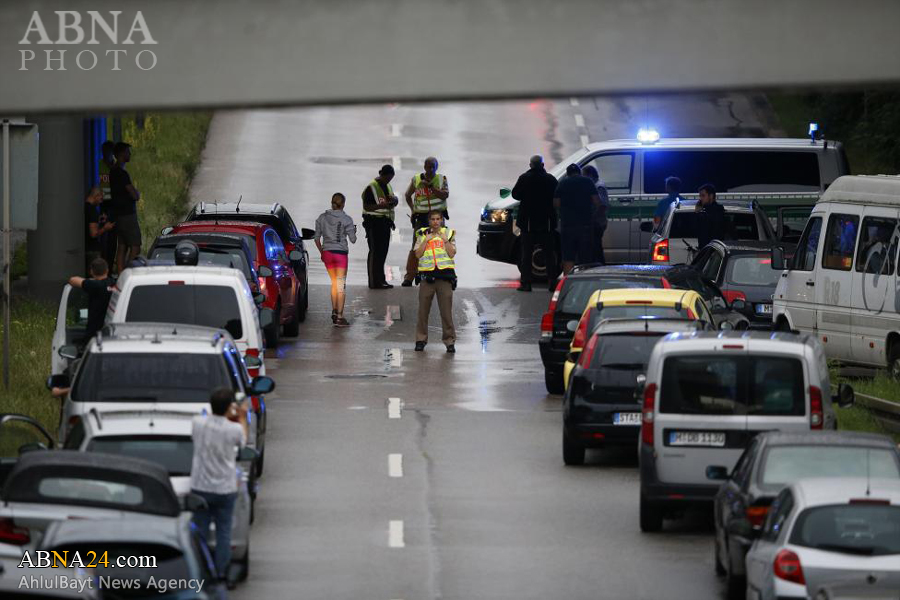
641, 383, 657, 446
722, 290, 747, 305
809, 385, 823, 429
661, 277, 671, 288
773, 549, 805, 585
579, 334, 599, 366
652, 239, 669, 263
540, 277, 566, 339
571, 312, 591, 350
0, 518, 30, 545
746, 504, 770, 529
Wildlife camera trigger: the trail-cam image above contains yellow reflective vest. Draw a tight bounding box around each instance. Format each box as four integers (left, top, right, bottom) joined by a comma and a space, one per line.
363, 179, 395, 220
416, 227, 455, 271
412, 173, 447, 214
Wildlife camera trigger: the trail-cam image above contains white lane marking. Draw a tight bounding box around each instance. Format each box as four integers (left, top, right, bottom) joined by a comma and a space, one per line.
384, 347, 402, 366
388, 454, 403, 477
570, 97, 579, 106
389, 520, 405, 548
580, 134, 590, 147
391, 123, 402, 137
388, 397, 402, 419
347, 406, 367, 410
391, 156, 401, 170
574, 114, 585, 127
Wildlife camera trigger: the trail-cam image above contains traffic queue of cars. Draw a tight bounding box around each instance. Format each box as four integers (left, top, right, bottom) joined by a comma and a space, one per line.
1, 202, 314, 596
542, 175, 900, 599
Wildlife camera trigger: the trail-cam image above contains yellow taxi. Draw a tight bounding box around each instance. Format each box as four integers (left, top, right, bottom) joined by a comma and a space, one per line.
562, 288, 714, 390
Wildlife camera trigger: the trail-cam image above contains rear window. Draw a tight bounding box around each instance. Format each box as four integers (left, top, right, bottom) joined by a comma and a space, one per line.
125, 284, 243, 339
588, 333, 664, 370
87, 436, 194, 477
72, 352, 230, 403
38, 478, 144, 505
660, 355, 805, 415
727, 255, 780, 286
790, 504, 900, 556
760, 446, 900, 488
643, 150, 821, 193
596, 305, 688, 322
558, 277, 663, 314
669, 212, 761, 240
149, 247, 252, 279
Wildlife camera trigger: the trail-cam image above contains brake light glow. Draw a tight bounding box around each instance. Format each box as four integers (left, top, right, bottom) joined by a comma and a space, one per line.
168, 281, 185, 285
849, 498, 891, 505
641, 383, 657, 446
652, 239, 669, 263
0, 518, 30, 545
722, 290, 746, 305
773, 549, 805, 585
746, 505, 770, 529
809, 385, 823, 429
571, 312, 591, 351
722, 344, 744, 350
626, 300, 653, 305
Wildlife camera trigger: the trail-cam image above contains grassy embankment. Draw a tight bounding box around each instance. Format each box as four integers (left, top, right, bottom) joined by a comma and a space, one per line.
0, 112, 212, 438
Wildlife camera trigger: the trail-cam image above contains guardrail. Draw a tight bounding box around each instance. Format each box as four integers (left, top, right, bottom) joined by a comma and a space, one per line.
854, 392, 900, 434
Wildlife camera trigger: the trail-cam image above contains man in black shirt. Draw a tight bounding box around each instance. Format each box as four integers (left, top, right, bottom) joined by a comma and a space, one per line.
110, 142, 142, 273
553, 164, 601, 274
68, 258, 115, 342
361, 165, 399, 289
512, 155, 559, 291
84, 186, 115, 273
694, 183, 728, 250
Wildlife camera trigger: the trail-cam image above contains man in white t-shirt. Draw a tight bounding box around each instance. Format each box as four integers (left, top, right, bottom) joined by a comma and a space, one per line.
190, 388, 248, 585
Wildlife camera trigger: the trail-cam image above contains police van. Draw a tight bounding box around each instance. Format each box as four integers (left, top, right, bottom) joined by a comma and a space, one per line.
772, 174, 900, 374
477, 134, 849, 274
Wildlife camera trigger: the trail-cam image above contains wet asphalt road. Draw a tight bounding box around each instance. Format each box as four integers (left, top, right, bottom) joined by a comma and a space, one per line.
189, 94, 774, 599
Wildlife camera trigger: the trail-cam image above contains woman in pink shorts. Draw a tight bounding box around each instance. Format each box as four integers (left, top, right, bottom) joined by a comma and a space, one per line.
314, 193, 357, 327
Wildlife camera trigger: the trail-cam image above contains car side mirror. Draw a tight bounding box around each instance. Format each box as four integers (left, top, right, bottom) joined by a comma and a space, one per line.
731, 299, 747, 312
639, 221, 654, 233
253, 293, 266, 306
257, 265, 273, 278
237, 446, 260, 462
244, 354, 262, 369
301, 228, 315, 240
258, 307, 275, 329
160, 226, 173, 235
718, 321, 734, 331
706, 465, 729, 481
771, 245, 787, 270
289, 249, 303, 261
183, 492, 208, 513
58, 345, 79, 360
834, 383, 855, 408
499, 187, 511, 198
727, 517, 759, 539
46, 374, 70, 390
566, 320, 578, 333
250, 375, 275, 395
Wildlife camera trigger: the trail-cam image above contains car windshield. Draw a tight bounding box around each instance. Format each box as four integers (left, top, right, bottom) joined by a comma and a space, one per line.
760, 446, 900, 488
588, 333, 663, 370
558, 277, 663, 315
87, 436, 194, 477
72, 353, 230, 403
727, 255, 780, 286
669, 212, 761, 240
660, 355, 805, 415
47, 543, 192, 594
790, 504, 900, 556
125, 285, 243, 339
149, 247, 252, 279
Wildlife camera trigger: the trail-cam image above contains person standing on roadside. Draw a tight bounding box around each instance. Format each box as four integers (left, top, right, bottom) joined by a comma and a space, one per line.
190, 387, 248, 588
582, 165, 609, 265
98, 141, 117, 269
84, 186, 115, 273
68, 257, 115, 343
361, 165, 399, 289
315, 193, 358, 327
653, 176, 683, 230
553, 164, 601, 274
512, 155, 559, 292
414, 210, 457, 353
110, 142, 142, 274
402, 157, 449, 287
695, 183, 728, 251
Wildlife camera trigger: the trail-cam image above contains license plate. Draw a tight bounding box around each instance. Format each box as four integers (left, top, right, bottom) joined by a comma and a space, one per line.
613, 412, 641, 425
669, 431, 726, 447
755, 303, 773, 315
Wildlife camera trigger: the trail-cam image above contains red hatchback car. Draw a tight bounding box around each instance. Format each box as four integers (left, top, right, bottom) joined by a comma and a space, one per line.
167, 220, 302, 347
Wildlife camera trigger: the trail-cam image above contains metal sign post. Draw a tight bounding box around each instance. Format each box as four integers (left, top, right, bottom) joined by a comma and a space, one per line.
2, 119, 10, 389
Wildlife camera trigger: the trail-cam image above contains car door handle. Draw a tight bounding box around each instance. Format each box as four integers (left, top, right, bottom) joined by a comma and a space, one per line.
805, 281, 815, 287
617, 197, 633, 204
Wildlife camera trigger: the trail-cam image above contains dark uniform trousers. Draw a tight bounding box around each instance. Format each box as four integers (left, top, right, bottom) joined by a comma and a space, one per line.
364, 216, 393, 287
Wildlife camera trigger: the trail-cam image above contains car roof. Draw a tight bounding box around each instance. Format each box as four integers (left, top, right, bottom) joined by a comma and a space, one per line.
658, 329, 817, 347
83, 410, 195, 437
171, 220, 270, 235
583, 137, 832, 153
568, 264, 670, 278
42, 516, 186, 549
594, 317, 706, 335
755, 430, 898, 450
87, 334, 226, 355
709, 240, 783, 253
672, 199, 757, 212
818, 174, 900, 207
116, 264, 248, 286
102, 322, 234, 343
595, 288, 700, 305
791, 478, 900, 509
193, 201, 280, 216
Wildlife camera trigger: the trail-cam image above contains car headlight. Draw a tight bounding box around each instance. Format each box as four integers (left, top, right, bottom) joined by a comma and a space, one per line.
489, 209, 508, 223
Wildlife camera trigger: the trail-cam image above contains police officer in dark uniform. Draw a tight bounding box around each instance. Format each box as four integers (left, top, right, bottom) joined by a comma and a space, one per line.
361, 165, 399, 289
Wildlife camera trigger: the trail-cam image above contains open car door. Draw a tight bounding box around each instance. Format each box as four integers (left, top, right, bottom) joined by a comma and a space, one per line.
776, 205, 813, 244
0, 414, 54, 489
51, 284, 89, 376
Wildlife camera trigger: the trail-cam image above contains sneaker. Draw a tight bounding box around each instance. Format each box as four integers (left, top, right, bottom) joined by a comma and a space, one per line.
401, 279, 413, 287
414, 341, 426, 351
446, 344, 456, 353
331, 310, 338, 324
516, 284, 532, 292
334, 317, 350, 327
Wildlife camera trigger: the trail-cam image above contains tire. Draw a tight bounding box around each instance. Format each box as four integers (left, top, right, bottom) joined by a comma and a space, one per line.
264, 305, 281, 347
236, 543, 249, 582
531, 245, 548, 281
297, 282, 308, 323
714, 540, 727, 576
640, 495, 663, 532
545, 369, 564, 395
775, 317, 792, 333
889, 344, 900, 380
562, 430, 585, 466
725, 570, 744, 600
283, 302, 300, 337
254, 445, 265, 478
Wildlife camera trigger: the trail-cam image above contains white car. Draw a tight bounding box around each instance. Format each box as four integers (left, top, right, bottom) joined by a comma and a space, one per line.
744, 478, 900, 600
65, 410, 255, 581
638, 330, 854, 532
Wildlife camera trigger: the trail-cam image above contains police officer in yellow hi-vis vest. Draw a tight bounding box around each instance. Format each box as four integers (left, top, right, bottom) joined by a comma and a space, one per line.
361, 165, 399, 289
414, 210, 457, 353
402, 156, 449, 287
